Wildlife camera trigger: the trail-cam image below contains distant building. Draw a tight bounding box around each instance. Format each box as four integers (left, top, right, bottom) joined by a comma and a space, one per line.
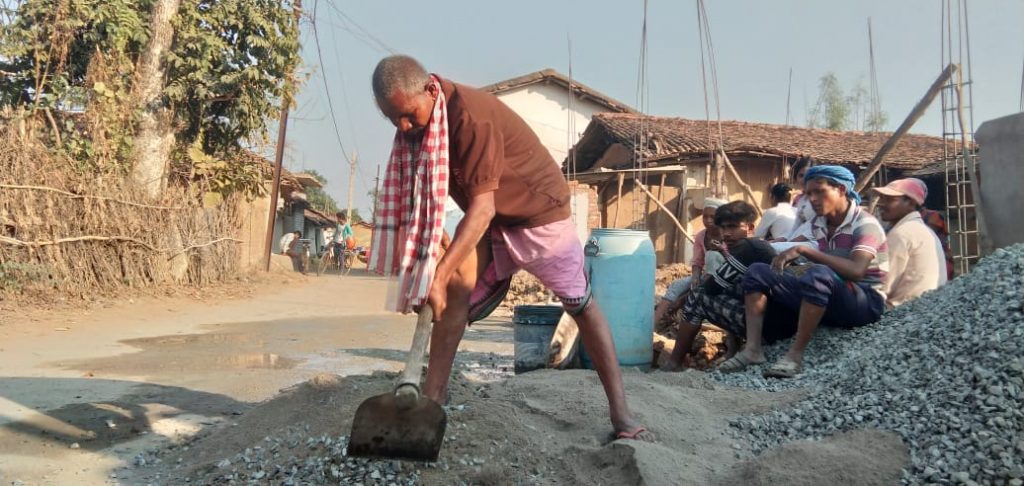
570, 113, 950, 264
475, 69, 637, 243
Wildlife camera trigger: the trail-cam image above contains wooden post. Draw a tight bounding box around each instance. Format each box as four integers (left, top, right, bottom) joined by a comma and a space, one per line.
674, 174, 687, 262
262, 0, 302, 271
656, 173, 666, 257
613, 172, 625, 228
718, 150, 764, 217
854, 64, 958, 192
635, 180, 694, 244
711, 152, 725, 198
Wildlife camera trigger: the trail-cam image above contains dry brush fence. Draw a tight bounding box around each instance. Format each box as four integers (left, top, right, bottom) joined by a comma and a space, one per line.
0, 125, 244, 301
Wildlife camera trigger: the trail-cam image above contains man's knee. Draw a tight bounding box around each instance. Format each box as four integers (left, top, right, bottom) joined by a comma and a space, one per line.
797, 265, 834, 307
742, 262, 775, 294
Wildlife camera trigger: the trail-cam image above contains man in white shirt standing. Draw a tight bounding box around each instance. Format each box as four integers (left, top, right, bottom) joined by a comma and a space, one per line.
873, 178, 947, 308
754, 183, 797, 241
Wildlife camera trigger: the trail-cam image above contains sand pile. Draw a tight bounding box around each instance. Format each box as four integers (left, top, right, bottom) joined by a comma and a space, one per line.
126, 365, 906, 485
503, 272, 553, 308
655, 263, 690, 298
505, 264, 691, 309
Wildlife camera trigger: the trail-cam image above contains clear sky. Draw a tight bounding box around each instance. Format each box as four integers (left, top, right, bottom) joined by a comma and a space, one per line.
280, 0, 1024, 217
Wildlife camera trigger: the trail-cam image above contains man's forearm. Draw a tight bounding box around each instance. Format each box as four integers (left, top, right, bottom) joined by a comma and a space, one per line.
799, 247, 867, 281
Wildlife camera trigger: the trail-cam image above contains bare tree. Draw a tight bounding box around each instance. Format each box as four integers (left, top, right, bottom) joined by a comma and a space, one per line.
131, 0, 180, 198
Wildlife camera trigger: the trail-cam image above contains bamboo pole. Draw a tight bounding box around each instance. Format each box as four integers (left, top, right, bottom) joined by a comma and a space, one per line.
854, 64, 958, 192
718, 149, 764, 217
635, 181, 694, 244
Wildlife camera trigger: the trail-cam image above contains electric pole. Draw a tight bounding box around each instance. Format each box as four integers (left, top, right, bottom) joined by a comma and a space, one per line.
372, 164, 381, 222
346, 151, 357, 222
262, 0, 301, 272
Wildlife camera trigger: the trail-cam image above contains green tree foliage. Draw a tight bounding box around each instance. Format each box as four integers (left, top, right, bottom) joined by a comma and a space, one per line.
0, 0, 300, 193
165, 0, 300, 153
809, 73, 850, 131
864, 108, 889, 133
807, 72, 888, 132
304, 169, 341, 215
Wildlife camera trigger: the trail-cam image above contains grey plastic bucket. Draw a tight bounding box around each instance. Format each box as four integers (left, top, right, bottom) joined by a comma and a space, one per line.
513, 305, 564, 374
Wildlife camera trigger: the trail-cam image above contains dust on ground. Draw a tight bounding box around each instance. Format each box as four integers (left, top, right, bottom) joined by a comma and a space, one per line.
121, 366, 905, 486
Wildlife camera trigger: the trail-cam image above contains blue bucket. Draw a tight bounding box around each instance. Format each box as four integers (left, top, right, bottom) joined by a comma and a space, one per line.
513, 305, 564, 374
581, 228, 655, 369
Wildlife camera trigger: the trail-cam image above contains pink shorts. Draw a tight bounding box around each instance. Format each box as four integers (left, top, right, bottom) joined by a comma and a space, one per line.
468, 217, 589, 322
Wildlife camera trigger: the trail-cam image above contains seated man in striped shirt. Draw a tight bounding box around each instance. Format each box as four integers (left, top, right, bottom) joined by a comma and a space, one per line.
733, 165, 889, 378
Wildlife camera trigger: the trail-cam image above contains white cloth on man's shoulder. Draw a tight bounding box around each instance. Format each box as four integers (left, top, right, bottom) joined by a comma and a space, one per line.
754, 202, 797, 240
785, 196, 817, 241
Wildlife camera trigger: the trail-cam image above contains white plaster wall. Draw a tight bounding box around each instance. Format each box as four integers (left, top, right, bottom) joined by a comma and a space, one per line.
494, 84, 609, 166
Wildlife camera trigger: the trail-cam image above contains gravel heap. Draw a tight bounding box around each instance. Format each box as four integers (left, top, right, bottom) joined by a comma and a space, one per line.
187, 428, 420, 485
717, 244, 1024, 485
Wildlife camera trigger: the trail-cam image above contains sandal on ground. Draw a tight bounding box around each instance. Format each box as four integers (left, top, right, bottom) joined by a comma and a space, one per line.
716, 354, 760, 373
762, 358, 802, 379
612, 426, 655, 443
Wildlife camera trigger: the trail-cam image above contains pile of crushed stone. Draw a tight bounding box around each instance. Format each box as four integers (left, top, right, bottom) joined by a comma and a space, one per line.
716, 244, 1024, 485
122, 366, 907, 485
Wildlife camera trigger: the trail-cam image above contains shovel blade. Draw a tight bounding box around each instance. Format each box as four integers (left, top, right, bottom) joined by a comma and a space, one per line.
348, 393, 447, 462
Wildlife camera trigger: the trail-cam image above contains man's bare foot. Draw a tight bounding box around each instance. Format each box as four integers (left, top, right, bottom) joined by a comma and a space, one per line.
612, 416, 656, 442
659, 353, 694, 372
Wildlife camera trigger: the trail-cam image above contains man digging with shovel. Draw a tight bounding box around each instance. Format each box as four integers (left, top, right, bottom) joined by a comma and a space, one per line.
367, 55, 653, 443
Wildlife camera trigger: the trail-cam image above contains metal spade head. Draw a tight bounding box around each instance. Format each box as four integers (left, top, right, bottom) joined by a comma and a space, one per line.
348, 392, 447, 462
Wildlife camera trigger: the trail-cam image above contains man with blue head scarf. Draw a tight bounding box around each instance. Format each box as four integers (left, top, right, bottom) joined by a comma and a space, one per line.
715, 165, 889, 378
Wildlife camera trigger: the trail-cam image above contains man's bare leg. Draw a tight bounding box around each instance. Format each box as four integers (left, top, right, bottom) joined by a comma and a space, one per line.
663, 320, 701, 371
781, 301, 827, 364
422, 239, 489, 404
573, 300, 655, 441
736, 292, 769, 364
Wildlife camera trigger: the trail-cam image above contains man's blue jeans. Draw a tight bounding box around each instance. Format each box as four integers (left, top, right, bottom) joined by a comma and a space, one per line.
742, 263, 884, 328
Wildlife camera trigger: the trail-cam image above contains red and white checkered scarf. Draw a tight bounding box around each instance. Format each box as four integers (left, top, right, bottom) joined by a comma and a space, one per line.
369, 75, 449, 313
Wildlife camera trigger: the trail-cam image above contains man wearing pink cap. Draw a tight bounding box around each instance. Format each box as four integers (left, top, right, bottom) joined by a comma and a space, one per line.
873, 178, 947, 308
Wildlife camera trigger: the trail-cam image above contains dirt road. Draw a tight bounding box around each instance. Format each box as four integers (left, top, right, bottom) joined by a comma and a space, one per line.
0, 274, 512, 485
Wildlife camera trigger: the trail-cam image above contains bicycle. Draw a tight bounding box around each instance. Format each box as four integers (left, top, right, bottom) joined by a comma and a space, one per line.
317, 242, 354, 276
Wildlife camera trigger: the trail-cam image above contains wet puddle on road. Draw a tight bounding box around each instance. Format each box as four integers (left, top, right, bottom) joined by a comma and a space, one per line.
49, 315, 513, 382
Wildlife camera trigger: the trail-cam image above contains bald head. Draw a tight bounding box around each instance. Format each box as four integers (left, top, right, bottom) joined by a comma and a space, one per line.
372, 55, 430, 102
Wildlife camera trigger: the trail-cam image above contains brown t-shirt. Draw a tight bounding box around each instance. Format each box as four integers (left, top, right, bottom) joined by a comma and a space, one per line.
440, 78, 570, 228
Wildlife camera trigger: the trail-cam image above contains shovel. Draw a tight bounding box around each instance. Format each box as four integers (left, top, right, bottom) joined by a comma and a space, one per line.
348, 305, 447, 461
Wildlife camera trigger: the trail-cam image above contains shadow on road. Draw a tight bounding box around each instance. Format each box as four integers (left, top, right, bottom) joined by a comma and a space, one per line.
0, 377, 251, 453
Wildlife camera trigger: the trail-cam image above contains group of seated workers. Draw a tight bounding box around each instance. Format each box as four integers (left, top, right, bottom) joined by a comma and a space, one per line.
659, 161, 948, 378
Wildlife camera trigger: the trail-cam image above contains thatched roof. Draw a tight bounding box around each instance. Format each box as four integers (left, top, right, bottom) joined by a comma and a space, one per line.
480, 69, 638, 114
570, 113, 949, 172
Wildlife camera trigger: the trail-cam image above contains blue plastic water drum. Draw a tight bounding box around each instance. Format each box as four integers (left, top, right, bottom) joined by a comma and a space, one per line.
513, 305, 564, 374
581, 228, 656, 369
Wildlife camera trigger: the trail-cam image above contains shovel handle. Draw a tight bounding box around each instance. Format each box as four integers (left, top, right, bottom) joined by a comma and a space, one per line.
395, 304, 433, 409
